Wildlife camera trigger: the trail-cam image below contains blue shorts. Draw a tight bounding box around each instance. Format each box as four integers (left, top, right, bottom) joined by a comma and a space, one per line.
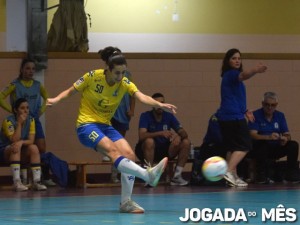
34, 117, 45, 139
76, 123, 123, 150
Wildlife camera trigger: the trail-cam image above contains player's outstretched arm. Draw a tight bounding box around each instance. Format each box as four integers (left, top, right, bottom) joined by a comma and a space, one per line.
46, 86, 77, 106
239, 63, 267, 81
134, 91, 177, 114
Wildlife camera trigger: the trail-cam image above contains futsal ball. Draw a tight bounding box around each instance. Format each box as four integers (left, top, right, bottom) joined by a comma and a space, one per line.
202, 156, 228, 182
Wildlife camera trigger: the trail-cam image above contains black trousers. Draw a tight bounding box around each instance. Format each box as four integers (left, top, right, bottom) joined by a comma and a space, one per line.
248, 140, 299, 174
197, 142, 227, 161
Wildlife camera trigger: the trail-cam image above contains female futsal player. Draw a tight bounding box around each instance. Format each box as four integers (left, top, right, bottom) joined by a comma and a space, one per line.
47, 46, 176, 213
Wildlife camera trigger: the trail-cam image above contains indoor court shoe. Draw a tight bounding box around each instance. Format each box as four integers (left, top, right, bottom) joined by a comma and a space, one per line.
120, 199, 145, 213
224, 171, 236, 186
102, 156, 111, 162
32, 182, 47, 191
170, 176, 188, 186
110, 167, 120, 183
235, 177, 248, 187
224, 171, 248, 187
285, 172, 300, 184
147, 157, 168, 187
111, 176, 120, 183
257, 177, 274, 184
14, 181, 28, 192
43, 179, 57, 187
256, 173, 268, 184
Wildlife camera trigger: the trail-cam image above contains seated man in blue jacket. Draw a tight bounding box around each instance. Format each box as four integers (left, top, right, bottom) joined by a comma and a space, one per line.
135, 93, 190, 186
248, 92, 300, 184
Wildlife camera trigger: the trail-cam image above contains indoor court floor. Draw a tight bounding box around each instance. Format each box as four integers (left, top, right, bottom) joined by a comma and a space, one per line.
0, 183, 299, 225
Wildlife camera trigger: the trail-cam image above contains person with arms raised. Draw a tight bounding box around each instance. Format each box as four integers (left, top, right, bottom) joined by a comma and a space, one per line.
216, 48, 267, 187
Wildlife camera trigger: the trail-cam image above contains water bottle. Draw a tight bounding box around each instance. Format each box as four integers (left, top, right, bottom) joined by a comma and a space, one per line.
189, 144, 195, 159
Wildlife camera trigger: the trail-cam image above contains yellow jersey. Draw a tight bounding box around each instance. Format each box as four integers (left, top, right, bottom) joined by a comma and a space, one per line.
0, 115, 35, 149
73, 69, 138, 127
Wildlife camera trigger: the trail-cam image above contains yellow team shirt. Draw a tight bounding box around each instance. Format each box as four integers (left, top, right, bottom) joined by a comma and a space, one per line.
2, 117, 35, 139
73, 69, 139, 127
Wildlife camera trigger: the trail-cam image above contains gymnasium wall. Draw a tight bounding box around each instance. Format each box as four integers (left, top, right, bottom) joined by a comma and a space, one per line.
0, 0, 5, 51
1, 1, 300, 52
47, 0, 300, 53
1, 0, 300, 174
1, 53, 300, 173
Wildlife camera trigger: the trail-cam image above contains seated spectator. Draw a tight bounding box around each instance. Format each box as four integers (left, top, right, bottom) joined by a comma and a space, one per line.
0, 58, 56, 186
190, 113, 226, 185
0, 98, 47, 191
135, 93, 190, 186
248, 92, 300, 184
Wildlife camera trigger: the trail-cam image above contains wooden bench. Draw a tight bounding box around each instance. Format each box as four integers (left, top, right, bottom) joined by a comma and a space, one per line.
68, 159, 193, 189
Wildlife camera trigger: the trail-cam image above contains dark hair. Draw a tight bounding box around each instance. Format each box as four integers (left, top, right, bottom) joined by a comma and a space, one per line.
98, 46, 127, 71
13, 98, 28, 111
221, 48, 243, 77
152, 93, 164, 99
19, 58, 36, 79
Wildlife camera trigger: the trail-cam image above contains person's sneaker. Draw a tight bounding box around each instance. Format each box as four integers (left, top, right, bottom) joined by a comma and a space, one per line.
120, 199, 145, 213
147, 157, 168, 187
102, 156, 111, 162
224, 171, 248, 187
235, 177, 248, 187
110, 166, 120, 183
14, 180, 28, 192
21, 178, 28, 186
32, 182, 47, 191
111, 176, 120, 183
43, 179, 56, 187
256, 171, 268, 184
256, 177, 274, 184
224, 171, 236, 186
266, 178, 275, 184
170, 176, 189, 186
285, 171, 300, 184
256, 177, 268, 184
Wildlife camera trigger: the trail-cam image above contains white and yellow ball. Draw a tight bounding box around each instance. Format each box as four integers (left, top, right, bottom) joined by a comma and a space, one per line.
202, 156, 227, 182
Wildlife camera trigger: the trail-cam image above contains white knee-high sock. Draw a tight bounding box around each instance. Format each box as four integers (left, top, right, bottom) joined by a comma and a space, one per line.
121, 173, 135, 204
21, 168, 28, 184
10, 161, 21, 182
31, 164, 42, 183
114, 156, 149, 182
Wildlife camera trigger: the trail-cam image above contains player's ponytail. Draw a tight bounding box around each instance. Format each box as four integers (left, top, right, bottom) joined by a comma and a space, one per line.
98, 46, 127, 71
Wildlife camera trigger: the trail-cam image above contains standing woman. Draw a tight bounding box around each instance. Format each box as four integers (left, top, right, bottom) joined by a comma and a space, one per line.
0, 59, 55, 186
217, 48, 267, 187
46, 46, 175, 213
